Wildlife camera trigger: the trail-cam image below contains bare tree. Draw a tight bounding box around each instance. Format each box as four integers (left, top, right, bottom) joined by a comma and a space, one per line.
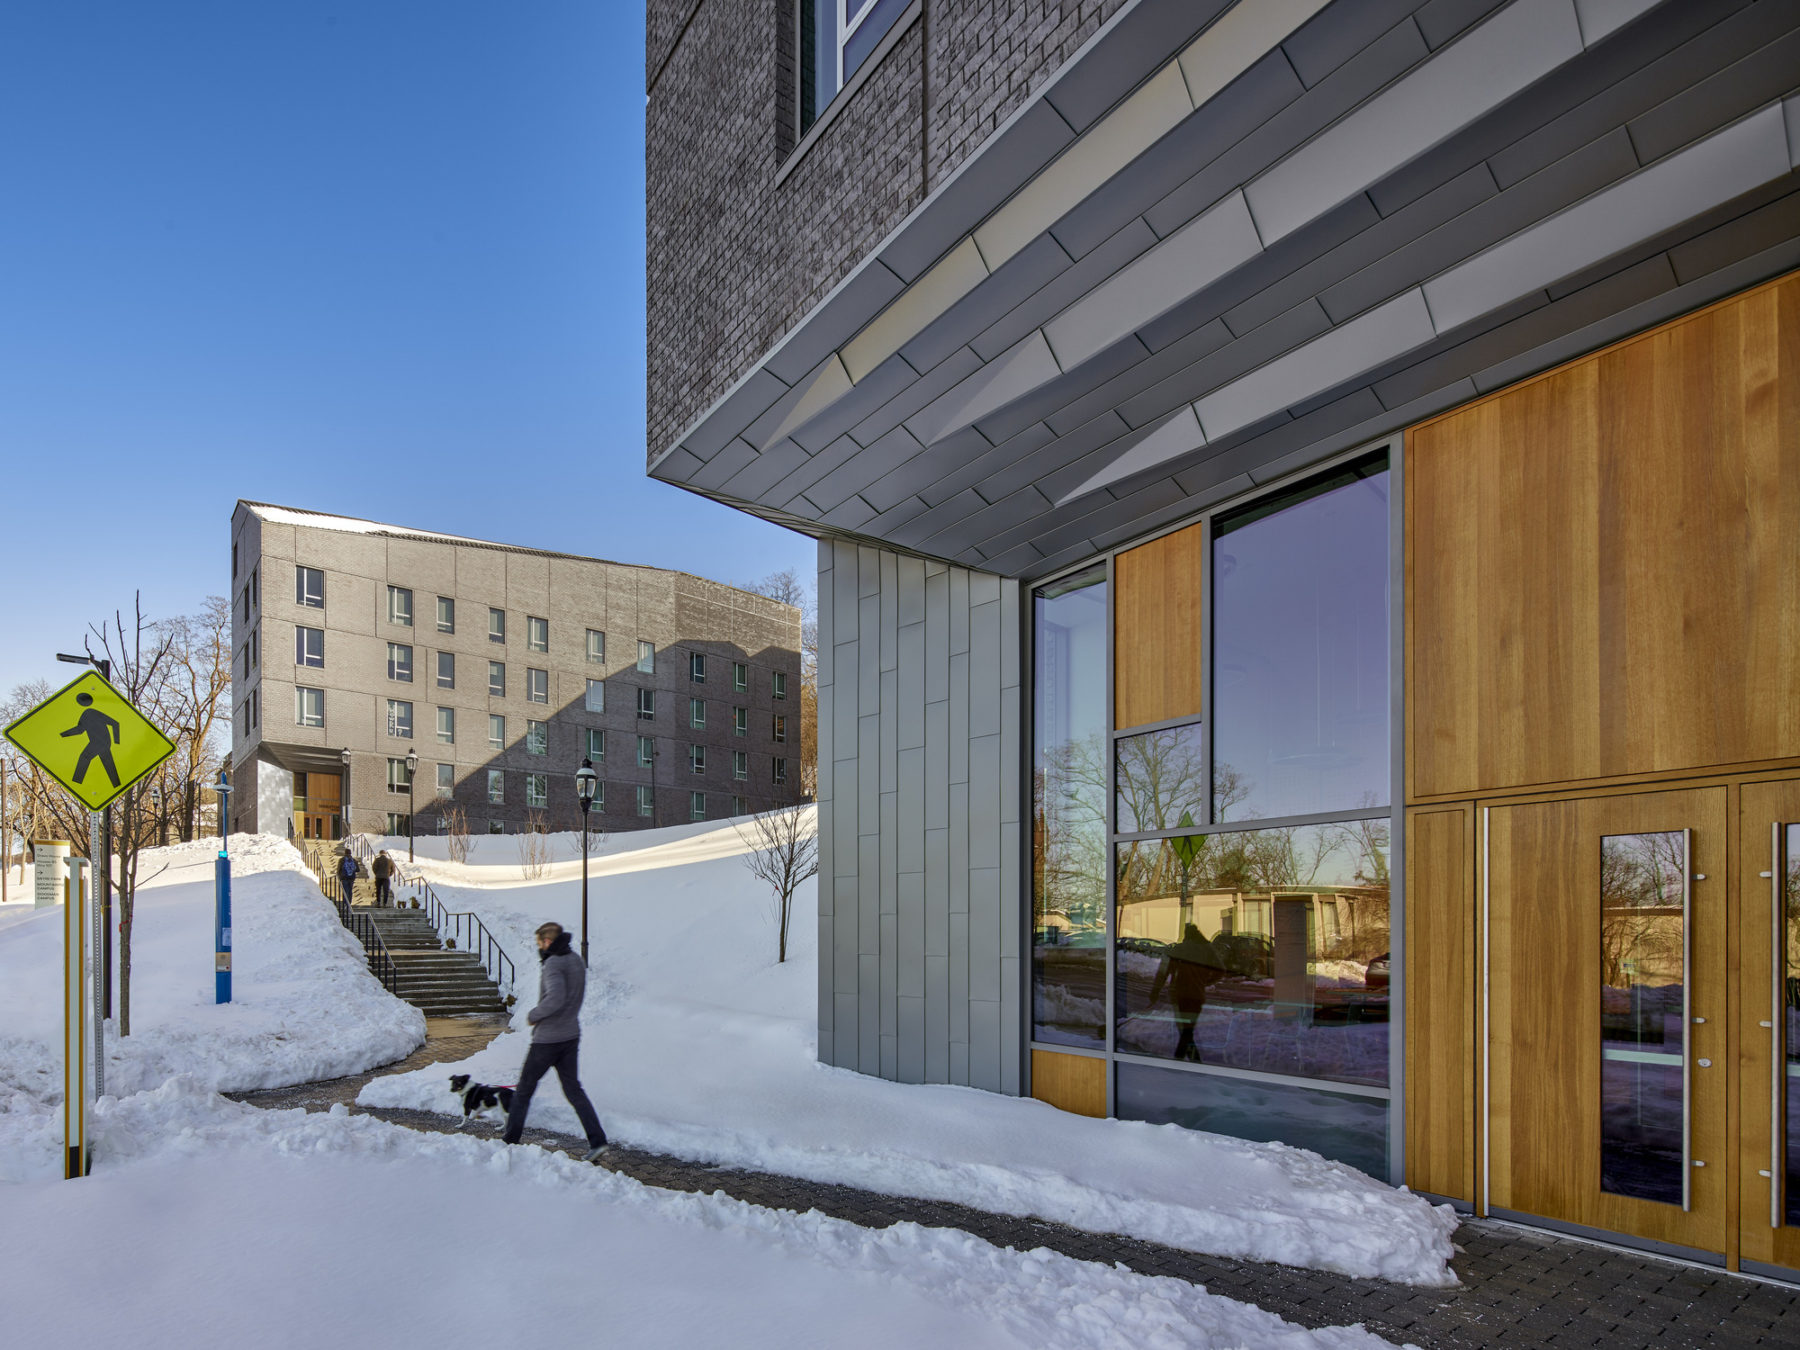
441, 803, 472, 865
154, 596, 232, 842
734, 806, 818, 963
518, 811, 552, 879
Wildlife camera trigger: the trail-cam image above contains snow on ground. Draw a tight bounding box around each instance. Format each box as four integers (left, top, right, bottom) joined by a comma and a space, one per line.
1, 1077, 1406, 1350
361, 817, 1457, 1286
0, 835, 423, 1180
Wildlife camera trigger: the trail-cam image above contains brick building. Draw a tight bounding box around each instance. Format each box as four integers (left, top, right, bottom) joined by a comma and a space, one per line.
649, 0, 1800, 1274
228, 502, 804, 840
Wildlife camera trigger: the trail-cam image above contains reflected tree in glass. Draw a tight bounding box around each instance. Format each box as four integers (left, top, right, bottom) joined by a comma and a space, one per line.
1115, 722, 1206, 833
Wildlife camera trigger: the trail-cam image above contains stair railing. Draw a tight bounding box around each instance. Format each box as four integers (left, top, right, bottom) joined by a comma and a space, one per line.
406, 875, 516, 1002
304, 852, 401, 996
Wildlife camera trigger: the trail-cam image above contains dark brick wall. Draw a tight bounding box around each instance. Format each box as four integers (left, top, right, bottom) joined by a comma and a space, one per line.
646, 0, 1129, 466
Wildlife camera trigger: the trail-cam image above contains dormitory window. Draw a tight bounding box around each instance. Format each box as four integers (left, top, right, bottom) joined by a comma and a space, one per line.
587, 629, 605, 663
732, 750, 747, 781
387, 758, 412, 794
386, 700, 413, 739
773, 715, 787, 743
296, 627, 323, 668
773, 758, 788, 785
527, 720, 548, 756
489, 661, 506, 697
386, 812, 410, 835
637, 688, 654, 720
526, 668, 548, 704
591, 780, 606, 808
731, 795, 744, 816
437, 652, 455, 689
296, 687, 324, 728
733, 662, 747, 692
487, 770, 504, 804
488, 714, 505, 750
734, 707, 747, 737
489, 607, 506, 643
487, 820, 504, 835
251, 627, 260, 668
387, 586, 413, 627
773, 672, 787, 700
586, 679, 605, 713
689, 652, 706, 682
251, 566, 259, 609
526, 773, 547, 809
637, 736, 652, 768
436, 596, 455, 632
690, 792, 705, 821
587, 728, 605, 760
437, 707, 455, 743
796, 0, 908, 136
436, 763, 453, 799
296, 566, 324, 608
637, 640, 654, 673
251, 688, 259, 729
388, 643, 413, 682
527, 616, 548, 653
690, 745, 705, 775
690, 698, 705, 728
636, 785, 653, 817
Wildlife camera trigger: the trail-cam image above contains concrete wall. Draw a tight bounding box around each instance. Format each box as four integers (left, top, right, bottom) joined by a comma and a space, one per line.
816, 539, 1024, 1093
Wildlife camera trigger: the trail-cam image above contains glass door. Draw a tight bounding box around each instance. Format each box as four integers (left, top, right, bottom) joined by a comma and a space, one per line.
1739, 779, 1800, 1279
1486, 787, 1727, 1257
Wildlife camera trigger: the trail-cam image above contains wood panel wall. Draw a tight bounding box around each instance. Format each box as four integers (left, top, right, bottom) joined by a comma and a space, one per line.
1030, 1049, 1107, 1118
1403, 804, 1476, 1204
1113, 521, 1204, 730
1407, 272, 1800, 802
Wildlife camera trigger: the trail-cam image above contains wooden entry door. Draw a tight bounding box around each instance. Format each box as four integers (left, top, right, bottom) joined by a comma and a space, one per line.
1739, 778, 1800, 1277
1488, 787, 1727, 1255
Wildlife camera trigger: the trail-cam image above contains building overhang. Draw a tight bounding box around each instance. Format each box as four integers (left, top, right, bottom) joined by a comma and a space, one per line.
651, 0, 1800, 579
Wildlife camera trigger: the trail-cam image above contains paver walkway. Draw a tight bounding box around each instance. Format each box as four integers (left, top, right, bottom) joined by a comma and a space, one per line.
231, 1021, 1799, 1350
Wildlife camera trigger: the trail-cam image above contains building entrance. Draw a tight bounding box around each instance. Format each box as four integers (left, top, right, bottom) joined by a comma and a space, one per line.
293, 771, 342, 842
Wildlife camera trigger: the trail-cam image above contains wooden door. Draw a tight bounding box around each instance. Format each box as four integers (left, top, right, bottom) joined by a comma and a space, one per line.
1488, 787, 1727, 1255
1739, 778, 1800, 1277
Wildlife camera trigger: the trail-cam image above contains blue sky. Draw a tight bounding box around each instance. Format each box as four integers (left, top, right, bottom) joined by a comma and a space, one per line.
0, 2, 811, 695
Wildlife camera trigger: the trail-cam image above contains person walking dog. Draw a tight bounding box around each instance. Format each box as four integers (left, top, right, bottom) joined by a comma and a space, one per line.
502, 922, 609, 1161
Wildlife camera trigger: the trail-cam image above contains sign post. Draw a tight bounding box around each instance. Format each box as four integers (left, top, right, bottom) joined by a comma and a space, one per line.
215, 853, 232, 1004
4, 669, 177, 1179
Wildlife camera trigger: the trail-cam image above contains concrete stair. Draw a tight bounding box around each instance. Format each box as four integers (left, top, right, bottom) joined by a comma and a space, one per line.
363, 908, 510, 1020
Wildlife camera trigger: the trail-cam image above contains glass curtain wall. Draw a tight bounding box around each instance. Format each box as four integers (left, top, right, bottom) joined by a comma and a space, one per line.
1031, 452, 1393, 1178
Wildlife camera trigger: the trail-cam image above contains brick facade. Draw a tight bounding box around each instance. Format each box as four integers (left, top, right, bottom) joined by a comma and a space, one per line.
646, 0, 1128, 466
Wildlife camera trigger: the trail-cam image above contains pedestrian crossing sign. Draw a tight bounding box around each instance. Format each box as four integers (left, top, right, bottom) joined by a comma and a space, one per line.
4, 670, 177, 811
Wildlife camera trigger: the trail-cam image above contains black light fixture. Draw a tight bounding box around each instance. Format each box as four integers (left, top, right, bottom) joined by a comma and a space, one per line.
575, 756, 598, 968
339, 747, 352, 841
215, 766, 232, 856
405, 749, 419, 862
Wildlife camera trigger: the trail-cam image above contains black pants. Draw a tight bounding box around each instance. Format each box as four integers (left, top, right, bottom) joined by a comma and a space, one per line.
502, 1038, 606, 1148
375, 877, 392, 905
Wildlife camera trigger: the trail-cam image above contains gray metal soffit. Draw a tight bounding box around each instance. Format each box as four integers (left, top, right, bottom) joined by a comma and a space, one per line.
651, 0, 1800, 576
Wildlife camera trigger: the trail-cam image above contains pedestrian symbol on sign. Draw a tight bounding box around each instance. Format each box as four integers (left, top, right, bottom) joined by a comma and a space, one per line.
62, 693, 122, 789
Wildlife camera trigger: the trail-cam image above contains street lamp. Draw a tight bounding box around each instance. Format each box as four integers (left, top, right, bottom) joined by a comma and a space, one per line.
216, 767, 232, 856
405, 749, 418, 862
575, 756, 598, 968
339, 746, 351, 841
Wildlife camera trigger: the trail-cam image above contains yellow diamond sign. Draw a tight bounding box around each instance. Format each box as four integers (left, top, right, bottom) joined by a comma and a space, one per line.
4, 670, 177, 811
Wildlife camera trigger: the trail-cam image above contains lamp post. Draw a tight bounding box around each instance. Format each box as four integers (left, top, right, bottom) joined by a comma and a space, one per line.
405, 749, 418, 862
339, 746, 351, 842
575, 756, 597, 969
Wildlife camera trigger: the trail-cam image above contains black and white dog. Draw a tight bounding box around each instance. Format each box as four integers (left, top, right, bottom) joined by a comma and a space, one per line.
448, 1073, 514, 1129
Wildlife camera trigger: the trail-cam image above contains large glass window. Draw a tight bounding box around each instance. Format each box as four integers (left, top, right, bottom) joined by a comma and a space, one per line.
797, 0, 910, 135
1031, 564, 1108, 1050
1211, 460, 1388, 822
1114, 821, 1390, 1088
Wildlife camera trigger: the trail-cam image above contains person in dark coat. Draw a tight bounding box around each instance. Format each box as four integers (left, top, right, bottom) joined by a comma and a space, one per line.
335, 849, 360, 905
1149, 923, 1228, 1063
502, 922, 609, 1161
372, 850, 394, 906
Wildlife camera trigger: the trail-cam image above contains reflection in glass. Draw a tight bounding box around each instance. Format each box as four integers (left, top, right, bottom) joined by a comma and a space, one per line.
1115, 722, 1205, 834
1784, 825, 1800, 1226
1117, 1060, 1388, 1178
1599, 831, 1687, 1206
1032, 566, 1108, 1048
1114, 821, 1390, 1087
1212, 461, 1389, 822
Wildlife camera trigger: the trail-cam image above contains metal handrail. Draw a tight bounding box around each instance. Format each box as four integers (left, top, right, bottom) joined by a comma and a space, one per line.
303, 848, 401, 996
406, 875, 516, 1000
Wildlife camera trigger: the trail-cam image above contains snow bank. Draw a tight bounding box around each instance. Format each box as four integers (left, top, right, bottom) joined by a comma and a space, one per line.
0, 836, 422, 1179
360, 816, 1458, 1285
0, 1076, 1405, 1350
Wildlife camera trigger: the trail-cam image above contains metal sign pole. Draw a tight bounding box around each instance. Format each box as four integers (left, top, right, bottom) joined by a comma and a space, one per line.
90, 811, 105, 1101
64, 854, 88, 1178
215, 849, 232, 1003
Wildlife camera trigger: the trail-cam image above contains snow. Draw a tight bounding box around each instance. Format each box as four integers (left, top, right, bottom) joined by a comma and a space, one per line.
1, 1077, 1407, 1350
0, 835, 423, 1180
359, 816, 1458, 1286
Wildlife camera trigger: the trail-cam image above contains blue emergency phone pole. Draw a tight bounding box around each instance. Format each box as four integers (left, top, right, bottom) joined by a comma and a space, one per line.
215, 769, 232, 1003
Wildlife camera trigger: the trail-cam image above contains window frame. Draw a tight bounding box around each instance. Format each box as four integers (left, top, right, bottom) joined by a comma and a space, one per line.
387, 642, 414, 683
489, 607, 506, 644
525, 667, 549, 705
436, 651, 455, 689
586, 628, 606, 664
386, 698, 414, 740
295, 686, 325, 728
436, 706, 455, 744
387, 585, 413, 627
527, 615, 549, 653
295, 626, 324, 669
296, 565, 325, 609
488, 713, 506, 750
436, 596, 455, 633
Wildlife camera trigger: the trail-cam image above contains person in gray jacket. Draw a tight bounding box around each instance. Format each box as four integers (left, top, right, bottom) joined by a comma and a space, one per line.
501, 921, 609, 1160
